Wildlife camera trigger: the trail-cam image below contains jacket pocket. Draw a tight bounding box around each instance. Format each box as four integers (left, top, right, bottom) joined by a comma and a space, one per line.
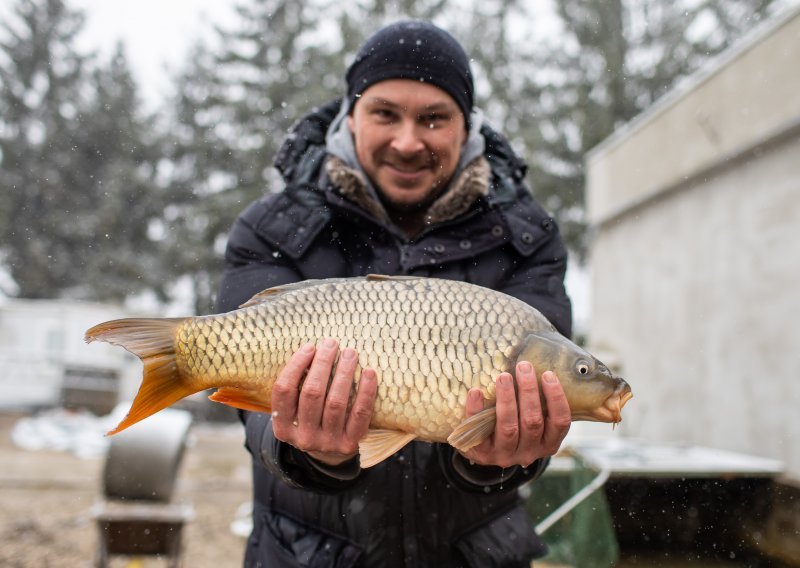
246, 508, 363, 568
454, 505, 548, 568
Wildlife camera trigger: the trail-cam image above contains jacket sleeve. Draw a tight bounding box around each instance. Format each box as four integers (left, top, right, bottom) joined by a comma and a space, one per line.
438, 445, 550, 494
501, 203, 573, 338
217, 198, 366, 492
242, 410, 365, 493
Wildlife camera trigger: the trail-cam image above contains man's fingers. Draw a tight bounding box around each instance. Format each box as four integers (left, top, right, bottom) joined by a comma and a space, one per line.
346, 368, 377, 439
465, 388, 485, 418
513, 361, 549, 465
321, 347, 359, 434
272, 342, 315, 419
540, 371, 571, 453
297, 338, 339, 427
516, 361, 544, 438
492, 372, 519, 455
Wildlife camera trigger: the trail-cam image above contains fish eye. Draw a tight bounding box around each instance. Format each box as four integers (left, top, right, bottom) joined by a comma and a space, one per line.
576, 361, 590, 375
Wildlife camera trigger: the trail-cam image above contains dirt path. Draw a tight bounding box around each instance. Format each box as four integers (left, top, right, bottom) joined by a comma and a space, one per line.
0, 412, 252, 567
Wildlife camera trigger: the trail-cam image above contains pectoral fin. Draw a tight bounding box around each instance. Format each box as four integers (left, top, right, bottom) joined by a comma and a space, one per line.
447, 407, 497, 453
209, 387, 272, 414
358, 429, 417, 468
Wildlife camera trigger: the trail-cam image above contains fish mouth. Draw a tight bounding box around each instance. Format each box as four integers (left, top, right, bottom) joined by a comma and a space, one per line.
572, 382, 633, 424
611, 388, 634, 424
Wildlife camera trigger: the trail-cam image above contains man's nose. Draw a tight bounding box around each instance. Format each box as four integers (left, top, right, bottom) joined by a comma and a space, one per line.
390, 120, 425, 155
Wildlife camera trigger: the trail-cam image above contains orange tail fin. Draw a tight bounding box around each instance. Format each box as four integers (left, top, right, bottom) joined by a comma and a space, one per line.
85, 317, 203, 435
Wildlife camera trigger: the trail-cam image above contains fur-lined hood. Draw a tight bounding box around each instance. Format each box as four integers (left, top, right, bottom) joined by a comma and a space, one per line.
324, 155, 492, 230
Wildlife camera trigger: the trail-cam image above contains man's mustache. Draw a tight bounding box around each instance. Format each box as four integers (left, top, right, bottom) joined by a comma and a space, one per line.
383, 151, 437, 169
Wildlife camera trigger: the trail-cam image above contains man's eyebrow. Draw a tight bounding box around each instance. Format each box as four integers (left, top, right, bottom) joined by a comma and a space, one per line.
420, 102, 456, 113
364, 97, 401, 108
362, 98, 457, 112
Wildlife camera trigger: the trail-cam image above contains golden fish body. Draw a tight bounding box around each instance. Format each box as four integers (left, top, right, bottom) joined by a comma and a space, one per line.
180, 276, 551, 441
86, 275, 632, 466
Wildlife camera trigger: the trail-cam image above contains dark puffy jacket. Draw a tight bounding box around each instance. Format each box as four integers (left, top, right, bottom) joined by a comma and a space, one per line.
217, 100, 573, 568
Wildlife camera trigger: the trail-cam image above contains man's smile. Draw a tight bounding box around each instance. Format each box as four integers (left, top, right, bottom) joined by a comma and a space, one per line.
384, 159, 430, 173
384, 161, 431, 183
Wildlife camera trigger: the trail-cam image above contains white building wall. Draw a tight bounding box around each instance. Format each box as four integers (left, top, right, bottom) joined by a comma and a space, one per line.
585, 7, 800, 480
0, 299, 147, 411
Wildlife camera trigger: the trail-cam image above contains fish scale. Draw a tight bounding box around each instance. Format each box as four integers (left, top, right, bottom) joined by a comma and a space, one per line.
85, 275, 632, 467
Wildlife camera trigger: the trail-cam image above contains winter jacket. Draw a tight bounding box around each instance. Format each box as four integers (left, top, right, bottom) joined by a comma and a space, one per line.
216, 99, 573, 567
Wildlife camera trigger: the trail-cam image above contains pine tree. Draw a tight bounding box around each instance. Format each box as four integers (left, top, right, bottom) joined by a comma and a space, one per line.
514, 0, 778, 257
0, 0, 90, 298
165, 0, 339, 314
73, 44, 170, 302
0, 0, 166, 300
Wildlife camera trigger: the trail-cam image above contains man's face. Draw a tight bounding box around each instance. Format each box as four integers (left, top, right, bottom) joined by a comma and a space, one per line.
347, 79, 468, 213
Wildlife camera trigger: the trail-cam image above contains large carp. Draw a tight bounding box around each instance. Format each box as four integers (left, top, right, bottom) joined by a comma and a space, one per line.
86, 275, 632, 467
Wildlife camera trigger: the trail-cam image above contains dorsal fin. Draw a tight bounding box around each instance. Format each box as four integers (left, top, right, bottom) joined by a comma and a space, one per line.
240, 275, 423, 308
239, 279, 335, 308
366, 274, 421, 282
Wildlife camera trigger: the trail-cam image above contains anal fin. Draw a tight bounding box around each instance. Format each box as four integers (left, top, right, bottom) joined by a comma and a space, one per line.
359, 429, 416, 468
446, 407, 497, 453
209, 387, 272, 414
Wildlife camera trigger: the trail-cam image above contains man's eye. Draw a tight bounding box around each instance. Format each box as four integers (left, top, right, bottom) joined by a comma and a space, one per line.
420, 114, 451, 128
373, 109, 395, 120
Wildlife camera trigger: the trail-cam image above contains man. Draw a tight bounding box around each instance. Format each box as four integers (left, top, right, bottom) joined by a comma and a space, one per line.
217, 20, 573, 568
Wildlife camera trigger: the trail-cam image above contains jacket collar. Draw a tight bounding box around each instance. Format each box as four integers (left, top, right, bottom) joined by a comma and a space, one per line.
324, 155, 491, 230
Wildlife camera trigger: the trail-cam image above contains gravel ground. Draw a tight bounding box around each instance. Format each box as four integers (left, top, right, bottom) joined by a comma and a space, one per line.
0, 411, 252, 568
2, 411, 787, 568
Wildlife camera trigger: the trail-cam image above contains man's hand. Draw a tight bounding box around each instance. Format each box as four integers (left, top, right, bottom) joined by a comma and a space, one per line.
271, 339, 378, 466
460, 361, 571, 468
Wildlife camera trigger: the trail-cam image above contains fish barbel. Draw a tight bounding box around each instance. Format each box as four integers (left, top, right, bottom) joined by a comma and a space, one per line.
85, 275, 632, 467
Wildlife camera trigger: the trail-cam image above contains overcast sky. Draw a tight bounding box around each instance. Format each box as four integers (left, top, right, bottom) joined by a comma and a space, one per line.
71, 0, 239, 105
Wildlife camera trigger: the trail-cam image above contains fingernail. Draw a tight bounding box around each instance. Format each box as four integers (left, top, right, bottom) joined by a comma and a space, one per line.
543, 372, 559, 384
518, 361, 532, 374
323, 338, 336, 348
361, 369, 376, 381
342, 347, 356, 360
498, 373, 511, 386
301, 343, 315, 353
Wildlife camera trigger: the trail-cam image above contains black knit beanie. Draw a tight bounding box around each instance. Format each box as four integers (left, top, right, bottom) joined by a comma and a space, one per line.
345, 20, 474, 125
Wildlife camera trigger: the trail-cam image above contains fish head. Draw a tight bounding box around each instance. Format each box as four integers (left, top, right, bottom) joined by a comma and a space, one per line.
516, 332, 632, 424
